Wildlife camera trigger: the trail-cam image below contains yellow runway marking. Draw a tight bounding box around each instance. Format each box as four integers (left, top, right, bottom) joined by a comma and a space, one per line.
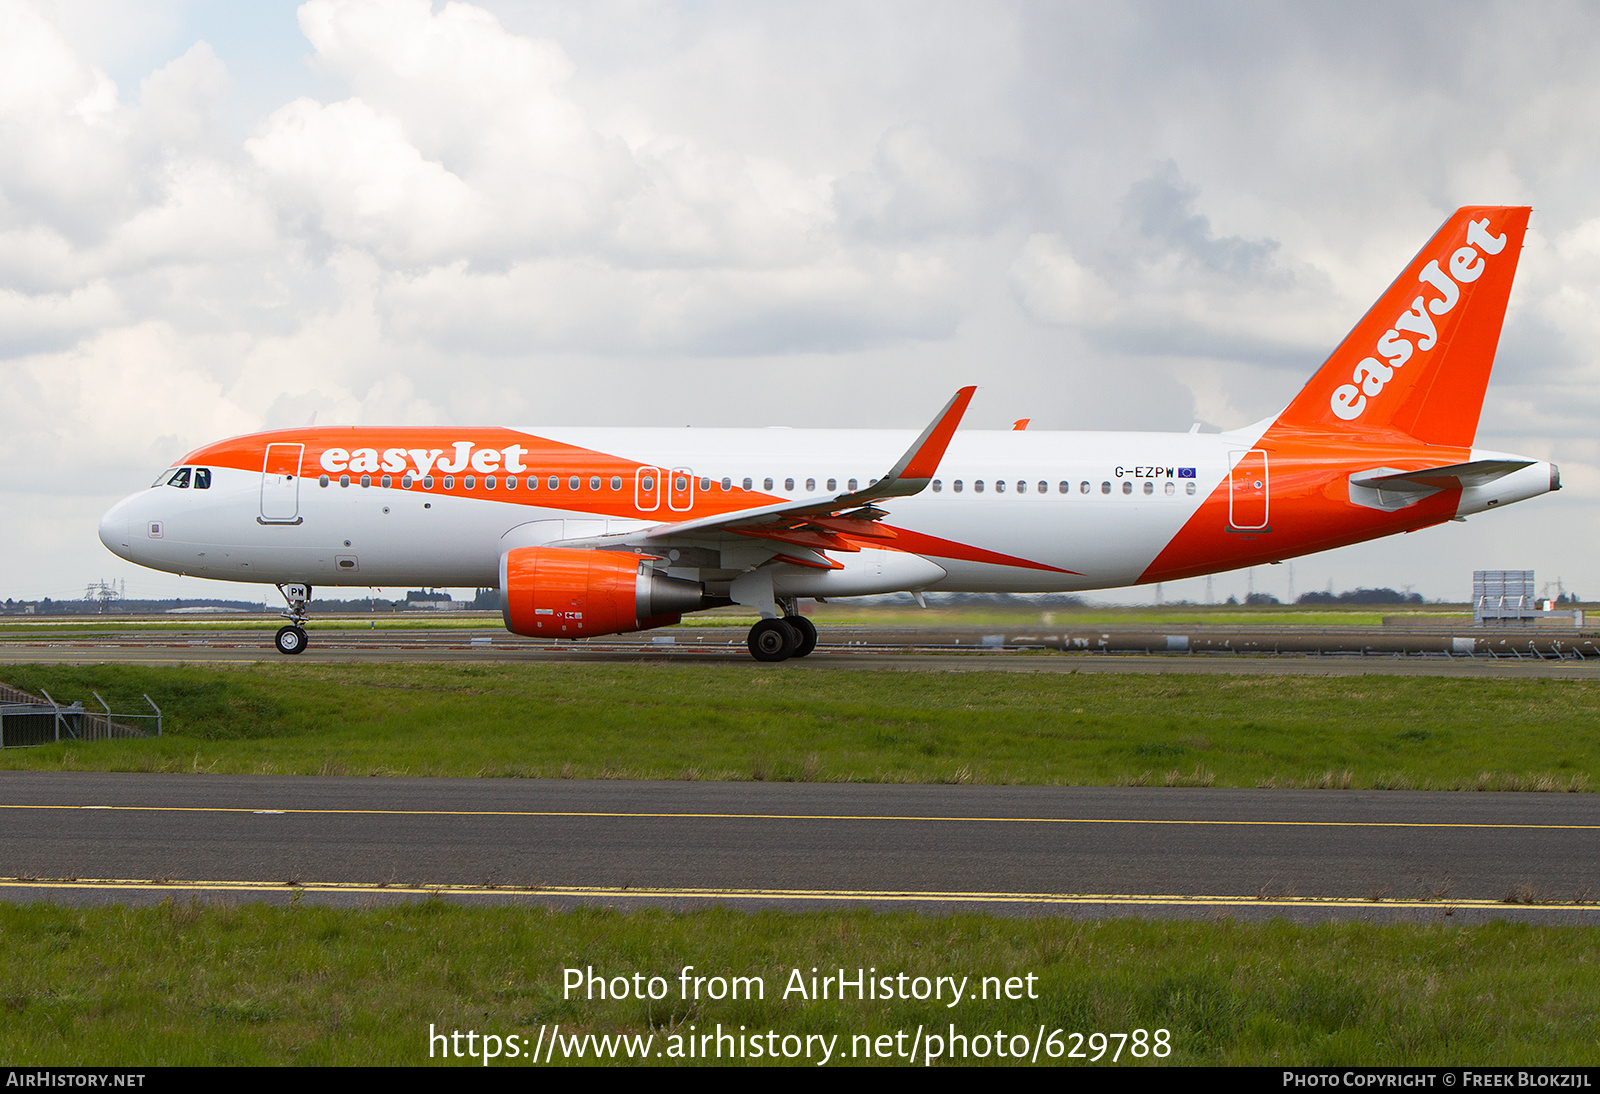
1, 803, 1595, 831
0, 875, 1593, 911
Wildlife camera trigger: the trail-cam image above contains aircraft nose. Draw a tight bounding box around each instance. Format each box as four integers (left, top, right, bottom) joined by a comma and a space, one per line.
99, 494, 140, 561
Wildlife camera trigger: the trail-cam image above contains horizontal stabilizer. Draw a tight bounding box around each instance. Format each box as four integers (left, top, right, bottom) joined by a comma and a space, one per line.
1347, 458, 1534, 512
1350, 459, 1533, 492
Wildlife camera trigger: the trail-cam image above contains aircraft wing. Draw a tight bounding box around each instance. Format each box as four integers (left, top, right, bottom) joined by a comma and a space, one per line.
549, 386, 976, 567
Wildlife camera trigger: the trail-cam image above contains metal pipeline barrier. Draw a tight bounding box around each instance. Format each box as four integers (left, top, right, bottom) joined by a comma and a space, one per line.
1003, 630, 1600, 657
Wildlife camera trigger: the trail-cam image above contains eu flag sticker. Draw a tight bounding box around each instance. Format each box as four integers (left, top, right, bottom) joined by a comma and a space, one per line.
1178, 467, 1196, 478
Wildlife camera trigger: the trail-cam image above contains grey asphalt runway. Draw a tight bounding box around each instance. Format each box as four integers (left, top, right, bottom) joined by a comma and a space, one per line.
2, 772, 1596, 921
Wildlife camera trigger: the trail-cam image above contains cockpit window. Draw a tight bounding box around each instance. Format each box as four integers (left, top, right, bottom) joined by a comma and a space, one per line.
194, 468, 212, 489
164, 467, 191, 489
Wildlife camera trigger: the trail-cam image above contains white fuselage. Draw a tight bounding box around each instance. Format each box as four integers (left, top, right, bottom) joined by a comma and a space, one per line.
99, 421, 1553, 598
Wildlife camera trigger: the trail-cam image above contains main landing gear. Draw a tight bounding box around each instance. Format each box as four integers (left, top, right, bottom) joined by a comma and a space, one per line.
746, 606, 817, 663
274, 582, 312, 656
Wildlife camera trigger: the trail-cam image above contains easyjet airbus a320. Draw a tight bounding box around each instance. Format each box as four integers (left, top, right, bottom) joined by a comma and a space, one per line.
101, 206, 1557, 660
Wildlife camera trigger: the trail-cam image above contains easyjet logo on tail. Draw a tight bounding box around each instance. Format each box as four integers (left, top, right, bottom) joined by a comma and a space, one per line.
1329, 218, 1508, 421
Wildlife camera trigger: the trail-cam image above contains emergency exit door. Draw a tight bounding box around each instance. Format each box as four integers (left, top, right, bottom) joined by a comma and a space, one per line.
1229, 449, 1269, 530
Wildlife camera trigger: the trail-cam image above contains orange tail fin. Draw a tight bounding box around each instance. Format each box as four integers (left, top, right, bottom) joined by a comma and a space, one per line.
1274, 206, 1530, 447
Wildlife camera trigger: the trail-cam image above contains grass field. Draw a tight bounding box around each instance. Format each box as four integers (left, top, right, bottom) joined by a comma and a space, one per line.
4, 662, 1597, 1068
0, 602, 1502, 635
0, 902, 1594, 1066
0, 662, 1594, 790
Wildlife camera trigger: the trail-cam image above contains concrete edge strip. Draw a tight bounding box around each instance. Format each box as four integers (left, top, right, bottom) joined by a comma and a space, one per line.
1, 876, 1594, 912
2, 803, 1595, 831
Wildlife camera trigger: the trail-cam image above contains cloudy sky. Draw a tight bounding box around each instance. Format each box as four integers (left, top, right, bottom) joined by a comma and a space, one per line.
5, 0, 1598, 605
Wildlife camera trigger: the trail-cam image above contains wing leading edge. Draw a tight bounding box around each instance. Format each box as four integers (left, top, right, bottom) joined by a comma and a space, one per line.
551, 387, 976, 564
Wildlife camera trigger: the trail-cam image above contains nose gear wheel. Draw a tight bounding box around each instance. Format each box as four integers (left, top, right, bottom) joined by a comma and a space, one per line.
274, 583, 314, 655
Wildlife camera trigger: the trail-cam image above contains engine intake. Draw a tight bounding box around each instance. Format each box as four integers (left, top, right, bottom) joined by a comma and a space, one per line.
500, 546, 710, 638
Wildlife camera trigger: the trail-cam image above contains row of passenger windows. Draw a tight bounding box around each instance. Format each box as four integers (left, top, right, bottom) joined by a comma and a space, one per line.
315, 472, 872, 493
320, 473, 629, 491
315, 471, 1199, 496
932, 478, 1198, 496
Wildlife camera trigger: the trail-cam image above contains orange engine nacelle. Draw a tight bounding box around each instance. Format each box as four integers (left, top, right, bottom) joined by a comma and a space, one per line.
500, 546, 707, 639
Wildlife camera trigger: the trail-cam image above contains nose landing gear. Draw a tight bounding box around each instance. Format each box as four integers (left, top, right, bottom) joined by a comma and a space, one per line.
274, 624, 309, 655
274, 582, 312, 655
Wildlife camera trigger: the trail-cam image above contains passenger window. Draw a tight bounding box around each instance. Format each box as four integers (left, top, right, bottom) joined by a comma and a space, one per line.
975, 480, 985, 493
194, 468, 212, 489
382, 475, 392, 488
401, 474, 413, 488
506, 476, 516, 490
785, 478, 794, 491
1186, 481, 1197, 495
570, 476, 581, 490
1059, 481, 1068, 493
743, 477, 753, 491
361, 474, 373, 488
1017, 480, 1027, 494
485, 476, 495, 489
423, 475, 434, 489
320, 474, 331, 487
763, 478, 773, 491
1122, 481, 1133, 495
932, 479, 942, 493
167, 468, 191, 488
611, 476, 622, 490
953, 480, 963, 493
805, 478, 815, 491
443, 475, 454, 489
827, 478, 837, 491
463, 476, 474, 489
340, 474, 351, 487
721, 477, 732, 491
1038, 481, 1048, 494
700, 477, 711, 491
847, 478, 857, 491
1100, 481, 1110, 494
1164, 481, 1175, 496
995, 480, 1005, 493
1081, 481, 1090, 494
549, 476, 559, 490
1143, 481, 1153, 495
587, 476, 599, 490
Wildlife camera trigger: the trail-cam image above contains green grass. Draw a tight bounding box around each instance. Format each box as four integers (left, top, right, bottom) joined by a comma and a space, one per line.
0, 603, 1495, 636
0, 903, 1594, 1065
1, 663, 1595, 789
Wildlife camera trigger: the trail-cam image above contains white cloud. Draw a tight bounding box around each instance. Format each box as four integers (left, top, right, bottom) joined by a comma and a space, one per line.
1010, 165, 1345, 369
4, 0, 1600, 600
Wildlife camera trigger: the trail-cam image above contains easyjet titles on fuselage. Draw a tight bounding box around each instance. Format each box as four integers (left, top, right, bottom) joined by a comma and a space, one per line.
320, 442, 533, 478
